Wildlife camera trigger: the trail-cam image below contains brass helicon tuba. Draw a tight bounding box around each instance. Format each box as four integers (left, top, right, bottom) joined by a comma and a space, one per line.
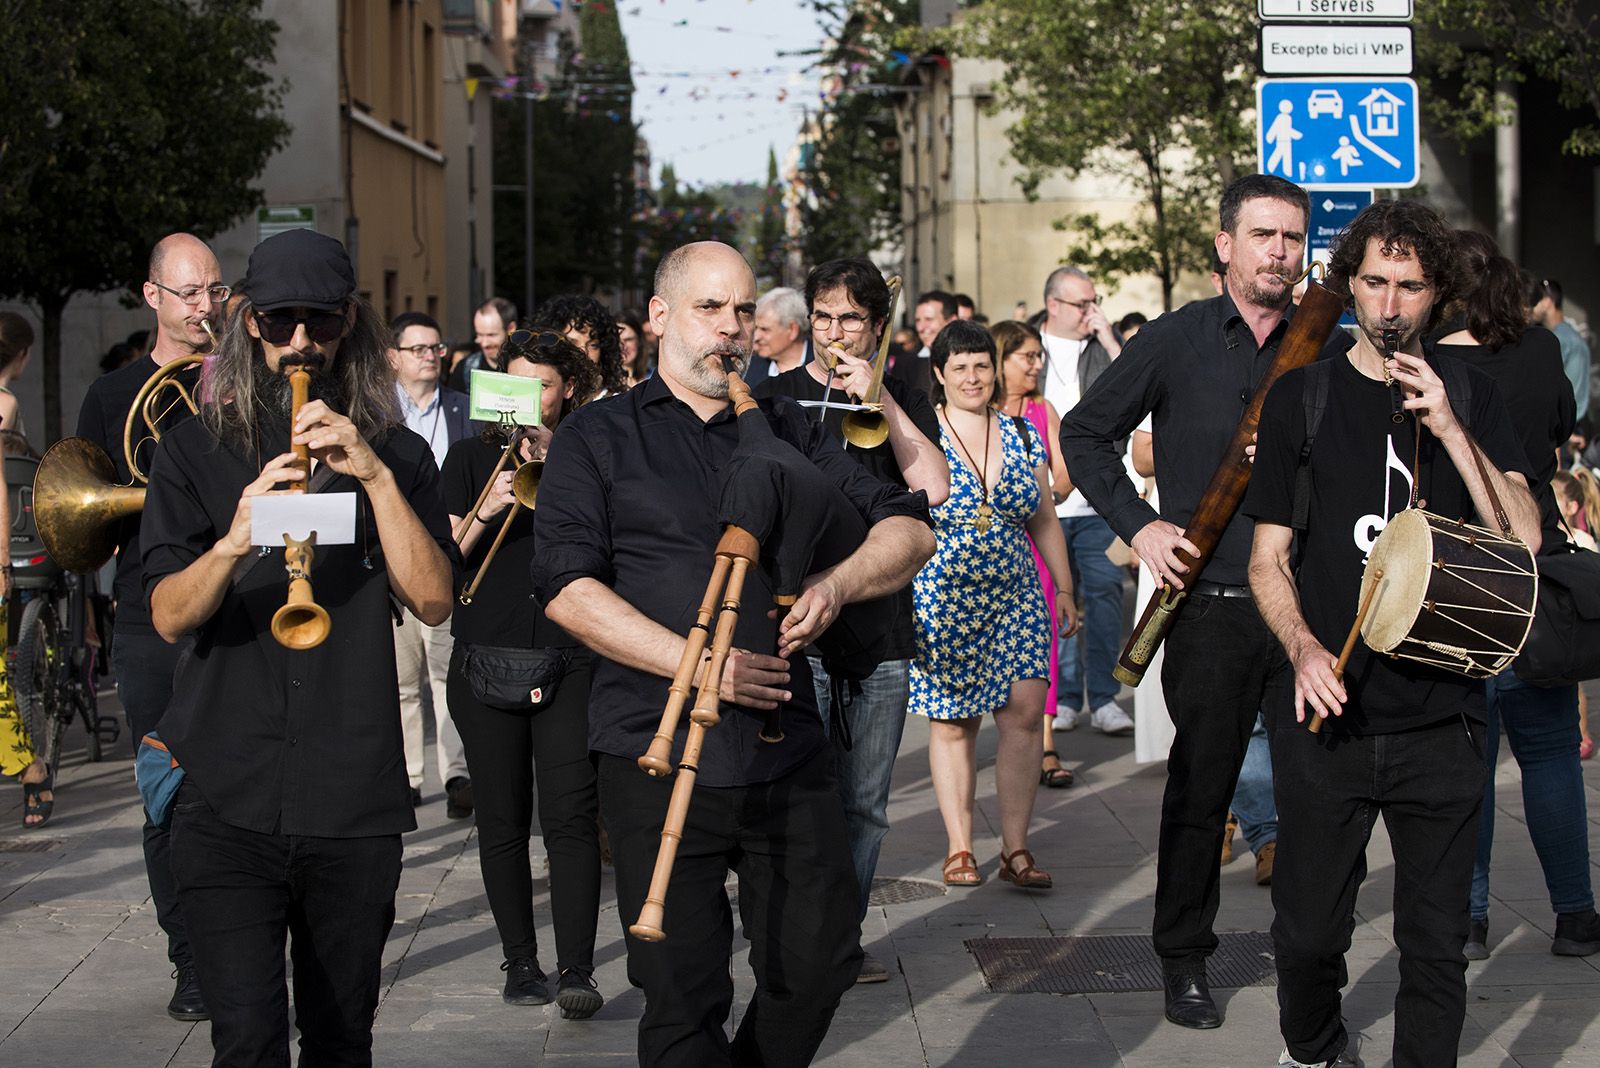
33, 320, 331, 649
33, 328, 210, 573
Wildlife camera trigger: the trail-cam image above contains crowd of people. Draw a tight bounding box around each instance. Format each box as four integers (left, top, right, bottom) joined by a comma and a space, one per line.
0, 170, 1595, 1068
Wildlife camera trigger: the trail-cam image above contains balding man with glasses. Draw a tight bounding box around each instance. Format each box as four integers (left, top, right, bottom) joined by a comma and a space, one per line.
74, 231, 220, 1022
387, 311, 474, 816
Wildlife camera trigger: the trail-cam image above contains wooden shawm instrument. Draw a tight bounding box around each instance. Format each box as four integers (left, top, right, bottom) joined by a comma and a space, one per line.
1114, 266, 1344, 687
269, 354, 331, 650
628, 355, 896, 943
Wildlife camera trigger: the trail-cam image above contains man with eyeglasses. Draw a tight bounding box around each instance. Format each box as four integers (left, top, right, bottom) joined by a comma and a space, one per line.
1036, 266, 1132, 738
74, 231, 221, 1023
387, 311, 474, 817
141, 228, 455, 1065
755, 256, 949, 984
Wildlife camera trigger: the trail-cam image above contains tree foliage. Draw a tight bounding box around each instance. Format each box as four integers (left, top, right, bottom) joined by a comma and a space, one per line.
634, 163, 743, 274
0, 0, 288, 440
495, 0, 638, 303
938, 0, 1257, 310
1417, 0, 1600, 157
754, 148, 786, 285
799, 1, 917, 268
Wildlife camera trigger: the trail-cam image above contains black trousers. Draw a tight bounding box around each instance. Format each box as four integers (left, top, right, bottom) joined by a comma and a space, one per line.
599, 746, 861, 1068
1269, 711, 1485, 1068
1154, 594, 1287, 970
447, 645, 600, 971
113, 628, 191, 967
169, 780, 402, 1068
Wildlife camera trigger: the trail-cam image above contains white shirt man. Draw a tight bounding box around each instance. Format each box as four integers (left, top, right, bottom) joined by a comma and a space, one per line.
388, 311, 475, 817
1038, 266, 1132, 736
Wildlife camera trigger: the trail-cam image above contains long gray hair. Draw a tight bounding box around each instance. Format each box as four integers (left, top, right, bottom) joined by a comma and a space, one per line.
202, 295, 401, 448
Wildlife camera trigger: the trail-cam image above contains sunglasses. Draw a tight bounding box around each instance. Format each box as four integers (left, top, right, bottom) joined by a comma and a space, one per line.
254, 309, 347, 345
503, 329, 570, 360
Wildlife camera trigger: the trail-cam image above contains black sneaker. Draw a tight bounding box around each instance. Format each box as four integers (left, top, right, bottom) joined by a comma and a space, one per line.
167, 964, 210, 1021
501, 957, 551, 1005
410, 786, 423, 807
445, 776, 474, 820
1463, 918, 1490, 961
555, 966, 604, 1019
1552, 909, 1600, 956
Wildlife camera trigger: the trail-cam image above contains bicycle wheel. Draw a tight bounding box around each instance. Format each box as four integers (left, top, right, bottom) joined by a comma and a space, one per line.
11, 595, 65, 778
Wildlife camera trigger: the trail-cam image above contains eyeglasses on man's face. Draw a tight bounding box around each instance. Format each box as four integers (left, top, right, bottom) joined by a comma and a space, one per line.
398, 342, 448, 359
152, 281, 232, 306
810, 311, 869, 333
1050, 294, 1096, 314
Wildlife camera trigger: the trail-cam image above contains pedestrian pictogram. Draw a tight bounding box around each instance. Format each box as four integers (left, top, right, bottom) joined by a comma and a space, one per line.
1256, 78, 1419, 189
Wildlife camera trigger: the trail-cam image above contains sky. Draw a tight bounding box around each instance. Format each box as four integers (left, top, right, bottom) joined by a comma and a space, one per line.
616, 0, 827, 189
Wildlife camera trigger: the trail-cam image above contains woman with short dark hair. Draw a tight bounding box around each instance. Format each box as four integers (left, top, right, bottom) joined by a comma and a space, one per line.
912, 320, 1077, 890
443, 331, 607, 1015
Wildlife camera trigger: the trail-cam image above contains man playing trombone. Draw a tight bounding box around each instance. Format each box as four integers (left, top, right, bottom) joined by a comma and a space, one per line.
141, 229, 455, 1067
755, 257, 949, 983
534, 241, 934, 1067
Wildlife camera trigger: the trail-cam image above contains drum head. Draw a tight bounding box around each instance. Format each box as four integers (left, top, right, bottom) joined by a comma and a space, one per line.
1361, 510, 1431, 653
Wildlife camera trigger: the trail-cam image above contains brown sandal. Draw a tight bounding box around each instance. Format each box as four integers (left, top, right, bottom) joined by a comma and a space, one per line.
998, 848, 1052, 889
942, 851, 983, 887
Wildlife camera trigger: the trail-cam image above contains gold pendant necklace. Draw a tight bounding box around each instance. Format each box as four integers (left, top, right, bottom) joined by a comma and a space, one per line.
946, 411, 994, 533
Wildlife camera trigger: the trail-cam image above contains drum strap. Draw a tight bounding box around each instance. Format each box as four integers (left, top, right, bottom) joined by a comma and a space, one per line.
1292, 355, 1488, 529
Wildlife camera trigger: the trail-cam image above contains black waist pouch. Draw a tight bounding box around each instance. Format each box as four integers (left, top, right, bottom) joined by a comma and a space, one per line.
462, 643, 569, 712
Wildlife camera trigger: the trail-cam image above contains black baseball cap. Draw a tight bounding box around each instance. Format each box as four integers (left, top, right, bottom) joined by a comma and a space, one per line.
241, 229, 356, 313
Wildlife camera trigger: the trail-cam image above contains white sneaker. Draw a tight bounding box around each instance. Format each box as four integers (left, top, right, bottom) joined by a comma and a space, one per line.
1052, 707, 1080, 732
1090, 701, 1134, 735
1277, 1047, 1360, 1067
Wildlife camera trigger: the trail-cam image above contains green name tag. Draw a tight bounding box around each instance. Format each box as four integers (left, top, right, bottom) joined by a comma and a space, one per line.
469, 369, 542, 425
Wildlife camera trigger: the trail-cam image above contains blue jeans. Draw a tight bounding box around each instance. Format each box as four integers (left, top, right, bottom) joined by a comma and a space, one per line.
811, 656, 911, 922
1057, 515, 1122, 712
1231, 712, 1278, 852
1469, 670, 1591, 921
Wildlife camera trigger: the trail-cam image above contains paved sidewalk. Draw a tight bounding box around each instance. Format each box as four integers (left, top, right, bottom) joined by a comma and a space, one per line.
3, 685, 1598, 1067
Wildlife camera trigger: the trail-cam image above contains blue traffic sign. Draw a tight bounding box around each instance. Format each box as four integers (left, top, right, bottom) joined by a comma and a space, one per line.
1307, 189, 1373, 326
1257, 77, 1419, 189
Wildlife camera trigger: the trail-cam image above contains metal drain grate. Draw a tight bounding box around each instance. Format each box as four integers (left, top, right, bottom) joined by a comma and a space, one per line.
967, 932, 1276, 994
868, 876, 946, 906
0, 838, 62, 854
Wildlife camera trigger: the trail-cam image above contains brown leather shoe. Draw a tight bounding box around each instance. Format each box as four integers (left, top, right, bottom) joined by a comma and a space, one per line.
1255, 840, 1276, 886
998, 848, 1052, 889
1220, 812, 1238, 866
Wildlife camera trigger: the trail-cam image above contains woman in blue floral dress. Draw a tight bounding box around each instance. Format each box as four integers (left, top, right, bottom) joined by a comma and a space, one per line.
911, 321, 1077, 890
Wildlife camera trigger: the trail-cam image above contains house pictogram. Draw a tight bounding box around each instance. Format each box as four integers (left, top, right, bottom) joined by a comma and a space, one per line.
1357, 88, 1405, 138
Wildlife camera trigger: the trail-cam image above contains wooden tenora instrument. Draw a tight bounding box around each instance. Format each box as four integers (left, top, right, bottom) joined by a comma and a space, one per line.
1113, 268, 1344, 687
269, 354, 332, 650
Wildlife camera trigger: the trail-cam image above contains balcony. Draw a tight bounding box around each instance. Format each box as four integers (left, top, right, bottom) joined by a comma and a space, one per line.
442, 0, 493, 36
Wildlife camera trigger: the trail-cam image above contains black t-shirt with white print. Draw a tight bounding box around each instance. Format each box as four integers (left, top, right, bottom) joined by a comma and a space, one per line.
1244, 349, 1530, 733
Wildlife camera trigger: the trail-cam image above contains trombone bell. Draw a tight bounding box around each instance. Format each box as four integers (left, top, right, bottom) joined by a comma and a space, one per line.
840, 406, 889, 450
33, 437, 148, 573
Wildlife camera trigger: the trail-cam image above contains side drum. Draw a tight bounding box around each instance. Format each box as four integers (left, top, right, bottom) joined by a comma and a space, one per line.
1360, 509, 1537, 679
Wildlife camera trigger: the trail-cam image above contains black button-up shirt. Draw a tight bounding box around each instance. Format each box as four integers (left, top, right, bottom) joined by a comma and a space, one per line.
141, 417, 455, 837
74, 355, 202, 634
531, 373, 931, 788
1059, 292, 1353, 586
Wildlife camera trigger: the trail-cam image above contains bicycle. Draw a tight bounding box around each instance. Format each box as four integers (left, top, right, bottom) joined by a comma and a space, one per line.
6, 453, 119, 779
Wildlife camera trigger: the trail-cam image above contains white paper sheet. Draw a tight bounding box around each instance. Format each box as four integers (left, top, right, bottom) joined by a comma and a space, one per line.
250, 492, 358, 546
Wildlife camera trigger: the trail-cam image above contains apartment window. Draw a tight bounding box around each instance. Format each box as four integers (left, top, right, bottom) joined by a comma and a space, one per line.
384, 270, 398, 323
389, 0, 406, 130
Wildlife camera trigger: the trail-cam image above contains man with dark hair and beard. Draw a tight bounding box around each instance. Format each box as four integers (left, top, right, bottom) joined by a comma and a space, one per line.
1246, 199, 1538, 1068
1060, 173, 1352, 1031
140, 229, 456, 1067
533, 241, 934, 1067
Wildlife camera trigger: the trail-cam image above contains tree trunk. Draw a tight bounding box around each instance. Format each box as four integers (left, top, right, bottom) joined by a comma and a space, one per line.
1143, 151, 1174, 312
41, 291, 68, 447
